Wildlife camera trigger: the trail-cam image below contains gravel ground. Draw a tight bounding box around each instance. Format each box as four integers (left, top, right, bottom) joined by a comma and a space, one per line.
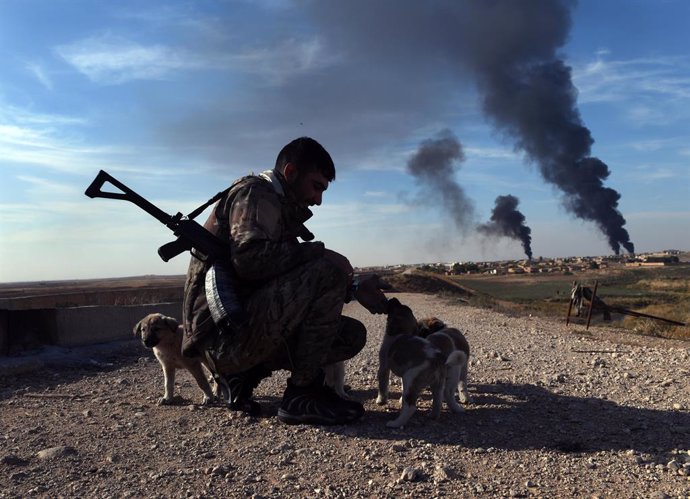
1, 292, 689, 498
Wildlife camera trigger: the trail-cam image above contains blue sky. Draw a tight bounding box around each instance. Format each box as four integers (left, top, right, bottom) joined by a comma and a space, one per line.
1, 0, 688, 282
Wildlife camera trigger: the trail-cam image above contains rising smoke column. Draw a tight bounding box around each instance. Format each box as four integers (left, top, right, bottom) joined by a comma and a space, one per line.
305, 0, 635, 254
455, 1, 634, 254
406, 129, 475, 233
479, 195, 533, 260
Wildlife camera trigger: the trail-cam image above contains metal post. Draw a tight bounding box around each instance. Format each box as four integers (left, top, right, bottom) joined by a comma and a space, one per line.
585, 280, 598, 330
566, 281, 578, 326
566, 294, 574, 326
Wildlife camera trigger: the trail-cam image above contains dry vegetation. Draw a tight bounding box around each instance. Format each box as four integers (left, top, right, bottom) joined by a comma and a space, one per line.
436, 265, 690, 342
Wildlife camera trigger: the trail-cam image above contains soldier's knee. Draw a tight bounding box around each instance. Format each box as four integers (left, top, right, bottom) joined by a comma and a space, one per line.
351, 322, 366, 356
343, 318, 367, 357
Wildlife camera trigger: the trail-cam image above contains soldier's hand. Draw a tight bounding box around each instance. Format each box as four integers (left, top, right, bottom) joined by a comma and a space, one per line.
354, 274, 391, 314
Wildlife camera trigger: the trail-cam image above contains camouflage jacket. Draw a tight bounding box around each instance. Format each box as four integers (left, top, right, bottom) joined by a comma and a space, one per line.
182, 170, 325, 355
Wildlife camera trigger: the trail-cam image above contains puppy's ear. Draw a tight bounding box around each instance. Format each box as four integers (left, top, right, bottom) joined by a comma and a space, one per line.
163, 315, 180, 332
428, 317, 446, 333
133, 318, 144, 337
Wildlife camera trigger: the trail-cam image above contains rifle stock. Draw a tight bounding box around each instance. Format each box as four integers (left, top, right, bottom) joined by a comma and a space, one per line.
85, 170, 230, 263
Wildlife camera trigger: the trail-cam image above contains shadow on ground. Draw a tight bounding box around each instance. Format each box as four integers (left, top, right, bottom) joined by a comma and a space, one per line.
323, 382, 689, 458
0, 340, 145, 401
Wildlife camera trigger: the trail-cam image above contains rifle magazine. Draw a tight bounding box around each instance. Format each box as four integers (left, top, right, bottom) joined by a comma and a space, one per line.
205, 261, 248, 332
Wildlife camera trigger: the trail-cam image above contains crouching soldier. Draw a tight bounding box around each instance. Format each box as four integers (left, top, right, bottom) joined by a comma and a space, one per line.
182, 137, 388, 425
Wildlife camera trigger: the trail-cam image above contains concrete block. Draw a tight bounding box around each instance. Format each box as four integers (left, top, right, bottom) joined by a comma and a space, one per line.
53, 303, 182, 348
0, 310, 7, 355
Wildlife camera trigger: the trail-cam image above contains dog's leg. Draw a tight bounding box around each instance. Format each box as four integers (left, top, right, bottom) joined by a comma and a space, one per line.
444, 365, 465, 413
387, 383, 420, 428
386, 364, 427, 428
376, 363, 390, 405
188, 363, 216, 405
458, 357, 471, 404
159, 364, 176, 405
324, 361, 353, 400
376, 339, 393, 405
430, 376, 445, 419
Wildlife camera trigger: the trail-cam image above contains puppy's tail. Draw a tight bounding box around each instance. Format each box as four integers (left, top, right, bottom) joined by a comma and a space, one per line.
446, 350, 468, 368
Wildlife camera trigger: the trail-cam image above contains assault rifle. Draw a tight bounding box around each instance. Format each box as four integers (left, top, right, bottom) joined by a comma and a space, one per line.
85, 170, 230, 262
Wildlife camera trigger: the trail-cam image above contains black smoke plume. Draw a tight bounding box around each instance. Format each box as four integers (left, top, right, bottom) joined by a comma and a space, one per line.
452, 2, 634, 254
479, 195, 533, 260
406, 129, 475, 233
474, 56, 634, 254
160, 2, 635, 254
305, 0, 634, 254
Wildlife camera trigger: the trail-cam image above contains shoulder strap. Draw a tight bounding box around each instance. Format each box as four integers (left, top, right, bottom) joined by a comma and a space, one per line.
214, 175, 266, 234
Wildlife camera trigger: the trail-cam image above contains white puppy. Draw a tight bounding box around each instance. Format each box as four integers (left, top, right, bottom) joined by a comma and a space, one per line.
417, 317, 471, 404
376, 298, 468, 428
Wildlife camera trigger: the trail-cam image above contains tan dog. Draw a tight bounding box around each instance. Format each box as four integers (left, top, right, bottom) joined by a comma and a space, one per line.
417, 317, 472, 404
133, 313, 216, 405
376, 298, 468, 428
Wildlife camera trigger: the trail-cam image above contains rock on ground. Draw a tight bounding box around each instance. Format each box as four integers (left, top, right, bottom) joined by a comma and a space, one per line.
1, 293, 688, 498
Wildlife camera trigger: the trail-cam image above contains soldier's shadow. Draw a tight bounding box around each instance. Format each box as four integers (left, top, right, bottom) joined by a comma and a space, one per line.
329, 382, 690, 457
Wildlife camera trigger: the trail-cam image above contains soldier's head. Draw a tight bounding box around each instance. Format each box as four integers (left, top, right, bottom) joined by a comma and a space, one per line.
275, 137, 335, 207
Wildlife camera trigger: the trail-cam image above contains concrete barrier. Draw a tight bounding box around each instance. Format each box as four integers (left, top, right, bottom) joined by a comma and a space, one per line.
54, 303, 183, 347
0, 310, 7, 356
1, 302, 182, 354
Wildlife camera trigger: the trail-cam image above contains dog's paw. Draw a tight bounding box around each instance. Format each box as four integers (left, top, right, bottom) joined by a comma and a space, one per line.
458, 393, 472, 404
158, 397, 174, 406
375, 395, 387, 405
200, 395, 215, 406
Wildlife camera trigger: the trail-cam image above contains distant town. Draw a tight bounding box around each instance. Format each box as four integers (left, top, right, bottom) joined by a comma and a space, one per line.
358, 249, 687, 276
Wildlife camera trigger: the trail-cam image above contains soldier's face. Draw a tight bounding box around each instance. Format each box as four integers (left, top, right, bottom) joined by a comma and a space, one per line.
287, 166, 329, 207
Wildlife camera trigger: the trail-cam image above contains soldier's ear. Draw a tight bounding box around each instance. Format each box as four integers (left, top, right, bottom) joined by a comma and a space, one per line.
284, 162, 298, 184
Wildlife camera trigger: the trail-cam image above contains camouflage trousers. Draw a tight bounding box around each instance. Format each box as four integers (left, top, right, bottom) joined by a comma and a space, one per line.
210, 257, 366, 385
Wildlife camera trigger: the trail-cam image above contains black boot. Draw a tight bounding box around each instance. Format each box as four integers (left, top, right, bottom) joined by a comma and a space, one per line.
215, 364, 272, 417
277, 371, 364, 425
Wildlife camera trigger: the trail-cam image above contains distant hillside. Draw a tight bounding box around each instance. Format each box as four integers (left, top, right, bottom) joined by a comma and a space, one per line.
383, 270, 474, 299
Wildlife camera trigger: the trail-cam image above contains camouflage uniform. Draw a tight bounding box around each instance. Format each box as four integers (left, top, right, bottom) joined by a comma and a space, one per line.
182, 170, 365, 385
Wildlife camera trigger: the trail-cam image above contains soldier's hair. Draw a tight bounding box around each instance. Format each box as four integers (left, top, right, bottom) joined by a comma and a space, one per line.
274, 137, 336, 181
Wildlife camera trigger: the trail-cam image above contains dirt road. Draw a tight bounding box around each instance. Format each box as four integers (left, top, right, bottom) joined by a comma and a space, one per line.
1, 293, 688, 498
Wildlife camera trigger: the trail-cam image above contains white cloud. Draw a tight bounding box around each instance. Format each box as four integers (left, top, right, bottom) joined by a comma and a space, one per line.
0, 103, 86, 127
630, 138, 679, 152
573, 53, 690, 104
0, 102, 200, 176
56, 34, 332, 85
25, 62, 53, 91
363, 191, 391, 198
624, 210, 690, 221
16, 175, 79, 197
56, 35, 202, 84
0, 121, 120, 174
